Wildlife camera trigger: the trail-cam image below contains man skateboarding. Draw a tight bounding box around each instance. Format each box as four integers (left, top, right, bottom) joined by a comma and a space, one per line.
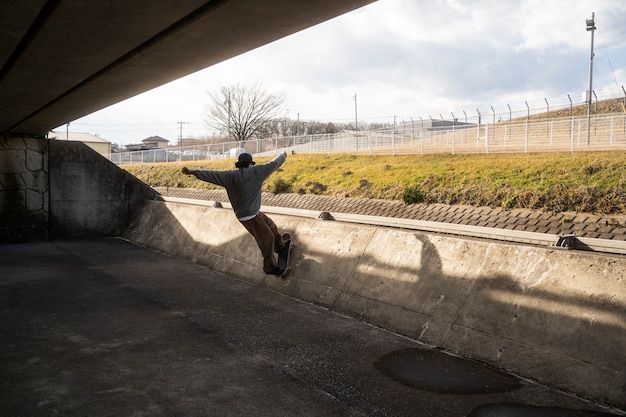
181, 151, 289, 276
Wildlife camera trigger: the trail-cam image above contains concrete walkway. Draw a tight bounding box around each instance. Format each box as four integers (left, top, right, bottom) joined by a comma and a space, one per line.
155, 187, 626, 241
1, 239, 620, 416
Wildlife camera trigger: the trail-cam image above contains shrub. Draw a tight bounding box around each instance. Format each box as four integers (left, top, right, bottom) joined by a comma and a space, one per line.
402, 184, 427, 205
268, 178, 292, 194
297, 181, 327, 195
584, 163, 602, 176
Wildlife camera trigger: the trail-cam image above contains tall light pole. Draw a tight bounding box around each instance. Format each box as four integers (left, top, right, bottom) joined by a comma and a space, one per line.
353, 94, 358, 131
586, 12, 596, 145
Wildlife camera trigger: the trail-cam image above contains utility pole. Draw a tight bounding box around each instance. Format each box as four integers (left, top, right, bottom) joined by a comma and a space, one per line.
586, 12, 596, 145
177, 121, 188, 146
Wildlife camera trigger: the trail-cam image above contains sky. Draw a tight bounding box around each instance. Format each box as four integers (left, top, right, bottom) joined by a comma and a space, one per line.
57, 0, 626, 146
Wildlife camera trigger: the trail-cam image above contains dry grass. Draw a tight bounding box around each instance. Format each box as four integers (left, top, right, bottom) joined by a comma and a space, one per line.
124, 150, 626, 214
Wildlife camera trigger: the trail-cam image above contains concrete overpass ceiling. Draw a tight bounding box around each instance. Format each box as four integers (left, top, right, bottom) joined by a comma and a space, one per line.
0, 0, 375, 136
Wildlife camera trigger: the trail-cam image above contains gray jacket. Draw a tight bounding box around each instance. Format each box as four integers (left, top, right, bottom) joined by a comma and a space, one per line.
191, 152, 286, 219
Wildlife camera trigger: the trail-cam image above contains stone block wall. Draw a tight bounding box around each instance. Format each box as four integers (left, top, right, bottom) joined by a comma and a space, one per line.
1, 135, 159, 242
0, 136, 49, 242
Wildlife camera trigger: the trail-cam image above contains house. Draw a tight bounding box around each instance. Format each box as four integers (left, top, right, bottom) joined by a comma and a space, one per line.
142, 135, 169, 149
48, 131, 111, 155
124, 136, 170, 152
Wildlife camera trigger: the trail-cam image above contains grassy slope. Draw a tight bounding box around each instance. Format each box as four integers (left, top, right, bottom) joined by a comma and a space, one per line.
124, 151, 626, 214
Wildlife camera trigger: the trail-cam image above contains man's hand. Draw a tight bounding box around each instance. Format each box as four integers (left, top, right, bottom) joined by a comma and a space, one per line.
181, 167, 190, 175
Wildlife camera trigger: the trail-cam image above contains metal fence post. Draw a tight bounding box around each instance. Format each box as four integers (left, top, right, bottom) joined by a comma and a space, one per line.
525, 120, 529, 153
571, 117, 575, 152
485, 124, 489, 154
550, 121, 554, 146
476, 109, 481, 146
452, 122, 456, 154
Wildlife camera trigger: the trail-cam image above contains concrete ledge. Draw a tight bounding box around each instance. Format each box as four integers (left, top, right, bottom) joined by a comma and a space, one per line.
123, 199, 626, 409
162, 195, 626, 255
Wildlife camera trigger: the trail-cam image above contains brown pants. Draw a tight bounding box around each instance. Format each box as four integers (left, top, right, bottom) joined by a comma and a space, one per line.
240, 212, 285, 273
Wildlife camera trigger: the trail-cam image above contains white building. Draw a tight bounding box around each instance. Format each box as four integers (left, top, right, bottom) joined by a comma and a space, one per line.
48, 131, 111, 155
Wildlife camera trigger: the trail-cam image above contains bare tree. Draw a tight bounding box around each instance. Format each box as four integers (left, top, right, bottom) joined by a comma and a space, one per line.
256, 118, 345, 138
205, 84, 285, 144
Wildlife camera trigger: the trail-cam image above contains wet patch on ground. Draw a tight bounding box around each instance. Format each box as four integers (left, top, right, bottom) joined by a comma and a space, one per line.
374, 348, 523, 394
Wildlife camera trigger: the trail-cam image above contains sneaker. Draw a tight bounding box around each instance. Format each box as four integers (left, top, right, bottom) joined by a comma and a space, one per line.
267, 267, 285, 276
275, 237, 290, 253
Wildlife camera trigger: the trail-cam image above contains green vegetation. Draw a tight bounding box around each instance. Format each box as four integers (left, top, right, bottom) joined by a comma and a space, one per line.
124, 151, 626, 214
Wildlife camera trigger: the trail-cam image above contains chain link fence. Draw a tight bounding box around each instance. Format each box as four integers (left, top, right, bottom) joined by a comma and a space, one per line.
107, 112, 626, 165
107, 90, 626, 164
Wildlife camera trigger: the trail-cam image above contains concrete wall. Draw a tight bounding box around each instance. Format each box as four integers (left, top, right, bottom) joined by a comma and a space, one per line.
123, 200, 626, 410
0, 135, 49, 241
49, 140, 160, 239
0, 136, 159, 242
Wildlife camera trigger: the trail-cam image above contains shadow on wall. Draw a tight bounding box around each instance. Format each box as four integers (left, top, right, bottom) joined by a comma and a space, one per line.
48, 140, 161, 239
122, 199, 626, 410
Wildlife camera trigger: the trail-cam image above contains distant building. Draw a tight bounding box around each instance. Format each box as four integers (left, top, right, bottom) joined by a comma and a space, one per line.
124, 143, 146, 151
142, 135, 169, 149
48, 131, 111, 155
125, 135, 170, 152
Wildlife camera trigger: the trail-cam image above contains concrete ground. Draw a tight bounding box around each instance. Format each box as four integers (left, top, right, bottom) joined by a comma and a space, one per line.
1, 238, 621, 417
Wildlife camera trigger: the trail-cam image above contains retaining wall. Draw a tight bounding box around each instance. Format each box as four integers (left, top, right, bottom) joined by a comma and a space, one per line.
0, 136, 159, 242
123, 199, 626, 410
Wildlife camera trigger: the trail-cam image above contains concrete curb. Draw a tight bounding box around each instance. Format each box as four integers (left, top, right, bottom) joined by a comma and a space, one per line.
162, 195, 626, 255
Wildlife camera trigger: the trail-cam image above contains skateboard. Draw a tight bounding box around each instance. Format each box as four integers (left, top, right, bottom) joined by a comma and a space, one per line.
276, 232, 292, 278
